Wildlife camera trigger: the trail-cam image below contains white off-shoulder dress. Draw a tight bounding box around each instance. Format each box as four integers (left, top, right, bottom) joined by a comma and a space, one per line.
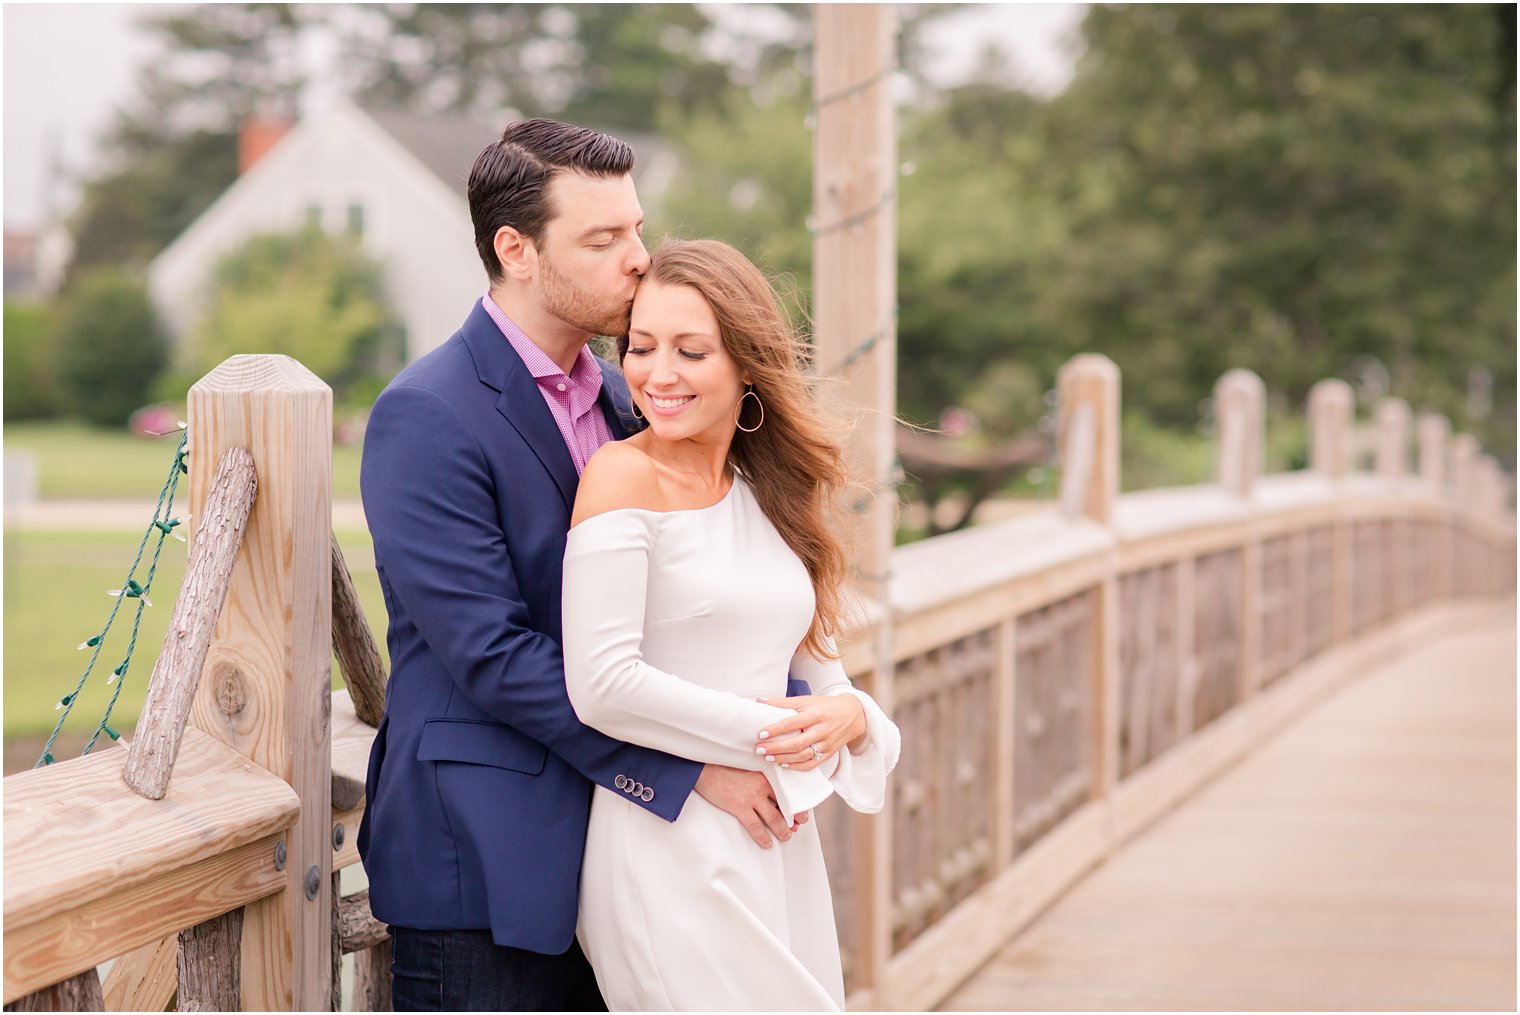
562, 474, 900, 1012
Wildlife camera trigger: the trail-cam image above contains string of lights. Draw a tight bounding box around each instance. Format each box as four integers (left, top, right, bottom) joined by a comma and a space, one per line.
37, 427, 189, 767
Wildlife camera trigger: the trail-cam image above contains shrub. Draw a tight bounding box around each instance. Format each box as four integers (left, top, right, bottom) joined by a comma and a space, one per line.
55, 268, 169, 427
3, 301, 64, 420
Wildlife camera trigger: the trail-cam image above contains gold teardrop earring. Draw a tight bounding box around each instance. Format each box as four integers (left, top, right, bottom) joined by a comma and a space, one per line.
735, 385, 764, 433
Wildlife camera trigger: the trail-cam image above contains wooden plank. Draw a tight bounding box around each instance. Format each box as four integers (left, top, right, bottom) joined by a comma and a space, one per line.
893, 549, 1110, 661
331, 688, 376, 813
4, 834, 285, 1003
992, 618, 1017, 868
1116, 518, 1252, 575
4, 727, 298, 928
882, 802, 1110, 1011
333, 805, 364, 873
177, 908, 243, 1012
940, 602, 1515, 1013
100, 935, 177, 1012
188, 355, 333, 1010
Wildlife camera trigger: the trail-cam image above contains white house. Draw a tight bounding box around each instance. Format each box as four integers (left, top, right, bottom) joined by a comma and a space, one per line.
148, 97, 679, 363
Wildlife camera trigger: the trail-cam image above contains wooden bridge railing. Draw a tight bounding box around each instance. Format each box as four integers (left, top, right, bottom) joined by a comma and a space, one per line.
3, 352, 1514, 1011
819, 361, 1515, 1010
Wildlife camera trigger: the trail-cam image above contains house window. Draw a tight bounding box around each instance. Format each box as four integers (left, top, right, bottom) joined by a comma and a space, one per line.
304, 203, 323, 230
347, 203, 365, 238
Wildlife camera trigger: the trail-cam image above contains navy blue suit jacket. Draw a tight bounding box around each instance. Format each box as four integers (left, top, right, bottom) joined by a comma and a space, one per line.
356, 299, 706, 953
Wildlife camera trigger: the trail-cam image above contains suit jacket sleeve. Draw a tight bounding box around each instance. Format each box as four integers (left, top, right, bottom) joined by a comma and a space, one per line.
362, 382, 701, 821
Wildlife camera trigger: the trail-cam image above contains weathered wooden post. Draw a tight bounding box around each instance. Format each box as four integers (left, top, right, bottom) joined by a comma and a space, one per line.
1372, 398, 1412, 621
1056, 355, 1121, 836
813, 4, 898, 1004
1308, 380, 1353, 480
1417, 414, 1452, 600
1477, 455, 1505, 594
1451, 434, 1479, 499
1417, 413, 1449, 488
187, 355, 333, 1010
1214, 369, 1264, 499
1214, 370, 1264, 701
1308, 380, 1354, 642
1374, 398, 1411, 480
123, 448, 258, 799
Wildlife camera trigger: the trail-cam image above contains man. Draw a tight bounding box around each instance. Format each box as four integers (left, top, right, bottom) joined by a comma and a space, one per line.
358, 120, 810, 1010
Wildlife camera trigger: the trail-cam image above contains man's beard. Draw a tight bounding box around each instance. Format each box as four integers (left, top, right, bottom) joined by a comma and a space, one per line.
540, 254, 631, 338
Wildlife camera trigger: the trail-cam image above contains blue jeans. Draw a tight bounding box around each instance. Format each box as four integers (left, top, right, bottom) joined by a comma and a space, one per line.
389, 927, 606, 1012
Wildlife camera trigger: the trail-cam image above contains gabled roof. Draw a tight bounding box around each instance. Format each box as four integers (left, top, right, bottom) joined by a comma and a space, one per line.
361, 105, 675, 199
361, 105, 501, 195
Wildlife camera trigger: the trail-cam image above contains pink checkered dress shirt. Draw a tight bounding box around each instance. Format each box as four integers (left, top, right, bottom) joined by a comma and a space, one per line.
481, 294, 615, 475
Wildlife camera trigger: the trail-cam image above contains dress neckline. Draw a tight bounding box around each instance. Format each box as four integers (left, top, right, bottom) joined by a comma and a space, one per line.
568, 474, 744, 534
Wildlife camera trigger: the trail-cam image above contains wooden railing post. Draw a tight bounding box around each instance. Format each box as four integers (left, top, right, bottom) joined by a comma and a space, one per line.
1215, 370, 1264, 700
1214, 369, 1264, 499
187, 355, 333, 1010
1416, 414, 1453, 599
1451, 434, 1480, 506
1417, 413, 1449, 488
1057, 355, 1121, 826
1308, 380, 1353, 480
1057, 355, 1120, 526
1374, 398, 1411, 480
1308, 380, 1354, 641
813, 5, 898, 1005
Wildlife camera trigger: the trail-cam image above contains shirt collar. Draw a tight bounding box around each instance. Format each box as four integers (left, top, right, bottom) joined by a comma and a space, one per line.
482, 292, 605, 391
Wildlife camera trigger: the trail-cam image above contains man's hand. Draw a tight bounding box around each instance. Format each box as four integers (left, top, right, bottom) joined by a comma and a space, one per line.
693, 765, 809, 849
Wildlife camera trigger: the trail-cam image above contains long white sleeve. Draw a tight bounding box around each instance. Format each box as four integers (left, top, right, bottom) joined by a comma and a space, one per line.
789, 644, 901, 813
562, 509, 833, 816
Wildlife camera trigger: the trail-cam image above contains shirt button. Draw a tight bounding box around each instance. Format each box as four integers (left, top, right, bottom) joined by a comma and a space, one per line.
556, 383, 567, 392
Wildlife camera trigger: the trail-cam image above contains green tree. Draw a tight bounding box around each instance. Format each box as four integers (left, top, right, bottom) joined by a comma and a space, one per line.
194, 228, 403, 400
345, 4, 732, 129
67, 4, 306, 278
55, 270, 169, 427
3, 302, 64, 421
1039, 4, 1516, 456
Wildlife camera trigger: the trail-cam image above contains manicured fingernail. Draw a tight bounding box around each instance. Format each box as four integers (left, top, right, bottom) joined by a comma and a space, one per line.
765, 754, 776, 762
756, 746, 767, 754
758, 731, 770, 740
781, 762, 790, 768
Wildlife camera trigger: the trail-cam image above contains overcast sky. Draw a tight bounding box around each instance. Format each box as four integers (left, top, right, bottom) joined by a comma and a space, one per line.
2, 3, 1085, 232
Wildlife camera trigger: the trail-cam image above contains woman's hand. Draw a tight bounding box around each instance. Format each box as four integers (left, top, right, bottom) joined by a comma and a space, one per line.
753, 693, 867, 772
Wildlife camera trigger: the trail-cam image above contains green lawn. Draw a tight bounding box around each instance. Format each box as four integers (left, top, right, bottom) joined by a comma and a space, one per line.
3, 528, 388, 748
4, 421, 364, 499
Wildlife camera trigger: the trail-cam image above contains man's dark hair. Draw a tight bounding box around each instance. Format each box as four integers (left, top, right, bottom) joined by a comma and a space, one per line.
468, 119, 636, 283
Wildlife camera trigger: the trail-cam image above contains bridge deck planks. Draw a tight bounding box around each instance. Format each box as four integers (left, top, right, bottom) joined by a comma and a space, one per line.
940, 603, 1516, 1012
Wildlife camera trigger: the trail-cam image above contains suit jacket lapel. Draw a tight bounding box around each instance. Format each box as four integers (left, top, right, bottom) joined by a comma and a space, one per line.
460, 301, 578, 512
596, 356, 643, 440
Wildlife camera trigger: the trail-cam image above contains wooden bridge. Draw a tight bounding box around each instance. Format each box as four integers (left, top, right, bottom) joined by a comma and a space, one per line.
3, 348, 1512, 1012
941, 601, 1515, 1011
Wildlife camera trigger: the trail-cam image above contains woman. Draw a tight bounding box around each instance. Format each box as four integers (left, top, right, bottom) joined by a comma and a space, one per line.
561, 239, 900, 1010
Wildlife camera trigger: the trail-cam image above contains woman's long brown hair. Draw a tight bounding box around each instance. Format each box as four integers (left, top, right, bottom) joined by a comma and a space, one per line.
623, 239, 850, 660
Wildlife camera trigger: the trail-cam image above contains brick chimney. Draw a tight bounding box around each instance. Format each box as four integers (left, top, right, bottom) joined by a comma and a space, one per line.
239, 114, 293, 174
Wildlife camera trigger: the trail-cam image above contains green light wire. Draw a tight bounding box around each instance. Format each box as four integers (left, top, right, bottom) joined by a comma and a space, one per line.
36, 428, 188, 767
